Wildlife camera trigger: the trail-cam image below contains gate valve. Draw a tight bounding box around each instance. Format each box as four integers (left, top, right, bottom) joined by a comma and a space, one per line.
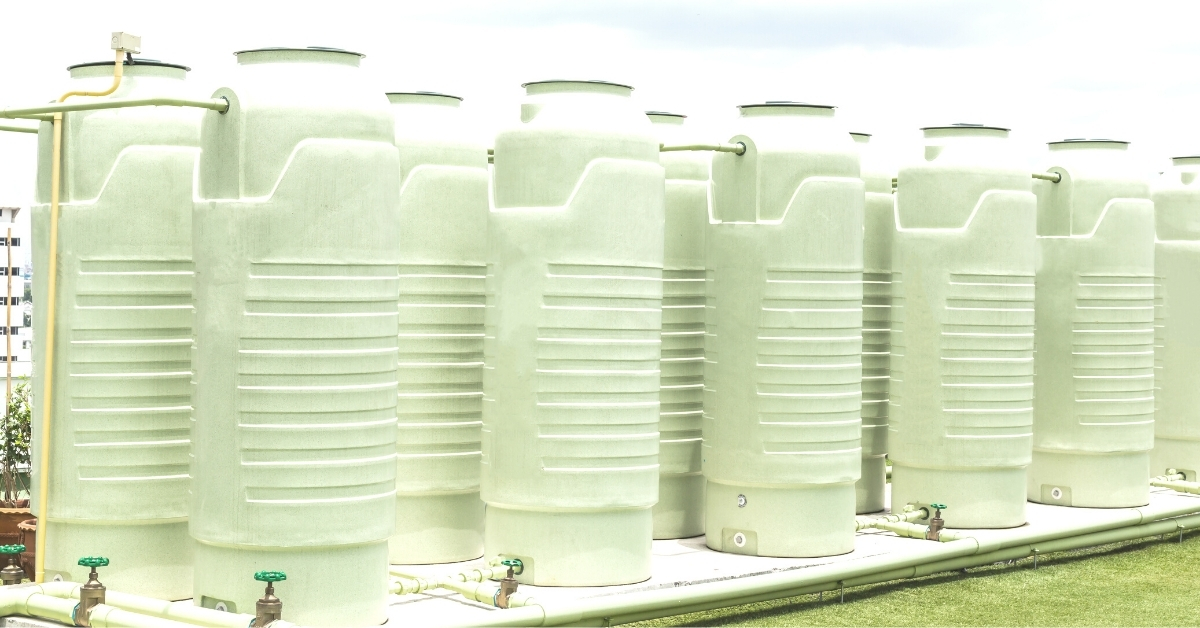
926, 503, 947, 541
253, 570, 286, 626
76, 556, 109, 627
495, 559, 522, 609
0, 545, 24, 585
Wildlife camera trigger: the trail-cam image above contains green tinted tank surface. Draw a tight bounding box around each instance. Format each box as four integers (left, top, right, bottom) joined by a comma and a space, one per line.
1152, 157, 1200, 479
705, 103, 863, 558
851, 132, 894, 514
648, 112, 708, 540
386, 93, 487, 564
1029, 141, 1154, 508
889, 125, 1036, 529
30, 60, 201, 598
190, 48, 399, 627
484, 80, 665, 586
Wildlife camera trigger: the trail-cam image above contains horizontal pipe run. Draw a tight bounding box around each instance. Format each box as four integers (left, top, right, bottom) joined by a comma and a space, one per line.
0, 122, 38, 134
88, 604, 202, 628
1152, 479, 1200, 495
433, 500, 1200, 627
660, 142, 746, 155
855, 507, 927, 531
1032, 172, 1062, 183
0, 96, 229, 119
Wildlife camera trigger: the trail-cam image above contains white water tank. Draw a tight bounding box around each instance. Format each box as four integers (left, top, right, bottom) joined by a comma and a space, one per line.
483, 80, 665, 585
191, 48, 399, 626
387, 91, 488, 564
30, 57, 200, 598
647, 111, 708, 539
850, 131, 894, 514
889, 124, 1036, 529
1152, 155, 1200, 479
705, 102, 863, 557
1029, 139, 1154, 508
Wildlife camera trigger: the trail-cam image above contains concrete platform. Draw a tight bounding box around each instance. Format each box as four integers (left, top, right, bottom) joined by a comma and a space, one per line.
386, 486, 1200, 625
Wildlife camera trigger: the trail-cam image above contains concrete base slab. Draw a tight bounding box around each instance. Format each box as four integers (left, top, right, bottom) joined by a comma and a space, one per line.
383, 486, 1200, 626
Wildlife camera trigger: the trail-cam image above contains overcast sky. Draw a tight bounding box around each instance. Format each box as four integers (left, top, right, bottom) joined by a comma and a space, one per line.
2, 0, 1199, 241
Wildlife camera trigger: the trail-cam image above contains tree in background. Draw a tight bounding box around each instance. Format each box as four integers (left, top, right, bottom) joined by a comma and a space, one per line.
1, 379, 30, 507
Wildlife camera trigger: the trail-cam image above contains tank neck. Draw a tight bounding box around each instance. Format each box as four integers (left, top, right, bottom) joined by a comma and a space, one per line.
923, 125, 1009, 140
524, 81, 632, 97
1173, 156, 1200, 166
1048, 140, 1129, 152
69, 63, 188, 81
235, 48, 363, 67
647, 113, 685, 126
739, 103, 835, 118
851, 133, 871, 144
387, 93, 462, 107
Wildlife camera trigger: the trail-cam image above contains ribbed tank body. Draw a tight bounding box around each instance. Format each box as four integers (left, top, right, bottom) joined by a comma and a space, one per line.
483, 81, 665, 586
387, 92, 488, 564
190, 48, 399, 626
30, 61, 201, 598
648, 112, 708, 539
889, 125, 1036, 529
704, 103, 863, 557
1029, 140, 1155, 508
851, 132, 894, 514
1152, 156, 1200, 479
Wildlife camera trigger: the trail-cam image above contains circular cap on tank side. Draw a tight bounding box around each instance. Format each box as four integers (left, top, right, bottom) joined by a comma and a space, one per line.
234, 46, 365, 58
521, 79, 634, 90
67, 58, 191, 71
646, 111, 686, 118
386, 91, 463, 101
921, 122, 1010, 132
739, 101, 835, 110
1047, 138, 1130, 145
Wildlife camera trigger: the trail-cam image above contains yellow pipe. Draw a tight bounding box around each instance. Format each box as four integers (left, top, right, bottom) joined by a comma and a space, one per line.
36, 48, 126, 585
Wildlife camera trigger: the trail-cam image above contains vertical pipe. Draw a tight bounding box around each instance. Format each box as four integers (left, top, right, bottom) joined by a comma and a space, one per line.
35, 112, 63, 583
5, 225, 10, 504
35, 47, 125, 584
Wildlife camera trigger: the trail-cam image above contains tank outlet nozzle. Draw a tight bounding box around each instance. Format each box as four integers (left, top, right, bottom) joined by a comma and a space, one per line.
76, 556, 109, 626
253, 570, 286, 626
0, 545, 23, 585
495, 559, 522, 608
926, 503, 947, 541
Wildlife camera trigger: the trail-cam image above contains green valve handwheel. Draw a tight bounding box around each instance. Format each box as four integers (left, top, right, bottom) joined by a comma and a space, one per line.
0, 545, 23, 554
254, 571, 287, 583
500, 558, 523, 574
78, 557, 109, 568
930, 503, 947, 510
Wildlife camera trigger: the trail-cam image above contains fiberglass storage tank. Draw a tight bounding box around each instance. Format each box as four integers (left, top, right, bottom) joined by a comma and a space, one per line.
1152, 156, 1200, 479
889, 124, 1035, 529
387, 92, 487, 564
484, 80, 664, 586
647, 111, 708, 539
31, 57, 201, 598
1029, 139, 1154, 508
705, 102, 863, 557
851, 131, 894, 514
191, 48, 399, 626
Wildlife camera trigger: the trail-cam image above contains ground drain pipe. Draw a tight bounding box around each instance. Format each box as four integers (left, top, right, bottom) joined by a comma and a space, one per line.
428, 501, 1200, 627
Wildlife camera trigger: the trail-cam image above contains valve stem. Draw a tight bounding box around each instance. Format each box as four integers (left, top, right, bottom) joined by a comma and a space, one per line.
495, 559, 522, 609
76, 556, 109, 627
254, 570, 286, 626
0, 545, 24, 585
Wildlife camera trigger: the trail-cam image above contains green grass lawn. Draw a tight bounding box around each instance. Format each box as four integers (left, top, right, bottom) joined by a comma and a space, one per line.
632, 530, 1200, 627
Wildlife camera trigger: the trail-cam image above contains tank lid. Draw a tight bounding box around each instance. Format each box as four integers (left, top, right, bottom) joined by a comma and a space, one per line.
67, 57, 190, 71
521, 79, 633, 90
646, 111, 686, 118
386, 91, 463, 101
234, 46, 365, 58
739, 101, 835, 110
1047, 138, 1129, 145
921, 122, 1010, 132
